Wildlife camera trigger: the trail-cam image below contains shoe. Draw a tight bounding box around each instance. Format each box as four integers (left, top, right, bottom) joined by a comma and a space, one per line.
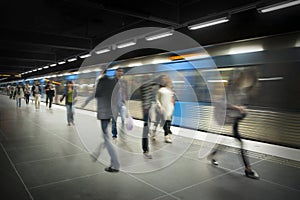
211, 159, 219, 166
105, 167, 119, 173
165, 135, 172, 143
71, 121, 75, 125
143, 152, 152, 159
245, 169, 260, 179
67, 123, 71, 126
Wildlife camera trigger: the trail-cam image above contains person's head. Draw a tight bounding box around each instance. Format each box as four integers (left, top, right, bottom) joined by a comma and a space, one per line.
116, 68, 123, 79
158, 74, 168, 87
68, 81, 73, 87
229, 68, 257, 91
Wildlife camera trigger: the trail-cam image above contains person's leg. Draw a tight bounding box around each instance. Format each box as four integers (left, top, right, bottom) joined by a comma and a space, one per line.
19, 98, 21, 107
49, 96, 53, 108
233, 118, 259, 179
164, 120, 172, 143
37, 94, 40, 109
66, 104, 71, 125
111, 117, 118, 139
120, 105, 126, 130
101, 119, 120, 171
46, 94, 48, 107
233, 119, 250, 168
142, 109, 152, 158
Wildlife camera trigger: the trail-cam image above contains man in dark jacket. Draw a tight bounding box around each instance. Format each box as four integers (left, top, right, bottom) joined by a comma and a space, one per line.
94, 70, 120, 172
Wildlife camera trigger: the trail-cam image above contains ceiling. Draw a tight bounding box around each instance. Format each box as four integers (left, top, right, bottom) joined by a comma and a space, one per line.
0, 0, 299, 81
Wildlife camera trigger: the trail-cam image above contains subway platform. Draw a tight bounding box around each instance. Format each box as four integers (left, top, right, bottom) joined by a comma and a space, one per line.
0, 95, 299, 200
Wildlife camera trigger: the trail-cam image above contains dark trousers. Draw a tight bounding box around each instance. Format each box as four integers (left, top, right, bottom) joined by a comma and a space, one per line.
46, 95, 53, 108
142, 108, 150, 153
25, 94, 30, 104
210, 117, 250, 168
163, 120, 172, 136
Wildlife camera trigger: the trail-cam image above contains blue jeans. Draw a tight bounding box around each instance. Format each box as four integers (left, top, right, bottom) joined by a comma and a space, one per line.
142, 108, 150, 152
66, 104, 74, 123
101, 119, 120, 170
16, 98, 21, 107
112, 105, 126, 138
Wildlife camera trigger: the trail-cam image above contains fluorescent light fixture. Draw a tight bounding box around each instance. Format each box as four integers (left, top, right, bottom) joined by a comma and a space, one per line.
128, 62, 142, 67
28, 71, 33, 73
151, 58, 170, 64
67, 58, 77, 62
145, 31, 173, 41
50, 64, 57, 67
257, 0, 300, 13
82, 69, 92, 73
79, 53, 91, 58
95, 48, 111, 54
38, 68, 43, 70
188, 16, 229, 30
207, 80, 228, 83
33, 69, 37, 72
228, 45, 264, 55
43, 66, 49, 69
295, 38, 300, 47
116, 41, 136, 49
58, 61, 66, 65
258, 77, 284, 81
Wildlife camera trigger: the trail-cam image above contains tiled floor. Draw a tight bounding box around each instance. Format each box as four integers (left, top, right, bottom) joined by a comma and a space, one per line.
0, 96, 299, 200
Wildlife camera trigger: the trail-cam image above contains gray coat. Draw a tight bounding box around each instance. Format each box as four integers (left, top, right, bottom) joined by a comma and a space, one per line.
95, 75, 118, 120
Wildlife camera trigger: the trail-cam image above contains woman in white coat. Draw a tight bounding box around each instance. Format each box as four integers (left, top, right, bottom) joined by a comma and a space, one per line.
15, 84, 24, 108
156, 75, 175, 143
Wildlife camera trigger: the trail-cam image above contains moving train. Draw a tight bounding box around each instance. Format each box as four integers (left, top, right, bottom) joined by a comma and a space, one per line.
1, 31, 299, 148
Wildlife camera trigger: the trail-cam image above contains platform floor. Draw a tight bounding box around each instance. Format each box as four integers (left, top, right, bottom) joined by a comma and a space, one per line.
0, 95, 299, 200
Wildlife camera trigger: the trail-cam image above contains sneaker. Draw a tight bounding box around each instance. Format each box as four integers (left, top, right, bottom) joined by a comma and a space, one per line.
211, 159, 219, 166
165, 135, 172, 143
245, 169, 260, 179
104, 167, 119, 173
143, 152, 152, 159
67, 123, 71, 126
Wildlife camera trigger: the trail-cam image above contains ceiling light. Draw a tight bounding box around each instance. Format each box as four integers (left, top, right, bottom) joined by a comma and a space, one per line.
228, 45, 264, 55
67, 58, 77, 62
188, 16, 229, 30
258, 77, 284, 81
145, 31, 173, 41
58, 61, 66, 65
43, 66, 49, 69
95, 48, 111, 54
128, 62, 142, 67
38, 68, 43, 70
257, 0, 300, 13
116, 41, 136, 49
33, 69, 37, 72
50, 64, 57, 67
79, 53, 91, 58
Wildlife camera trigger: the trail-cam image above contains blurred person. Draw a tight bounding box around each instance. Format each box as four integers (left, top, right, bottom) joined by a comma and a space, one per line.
15, 84, 24, 108
209, 68, 259, 179
24, 84, 31, 105
94, 69, 120, 172
32, 81, 42, 109
9, 85, 15, 99
156, 75, 175, 143
111, 68, 128, 142
140, 76, 157, 159
81, 69, 106, 108
60, 81, 77, 126
45, 81, 55, 109
151, 74, 169, 140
